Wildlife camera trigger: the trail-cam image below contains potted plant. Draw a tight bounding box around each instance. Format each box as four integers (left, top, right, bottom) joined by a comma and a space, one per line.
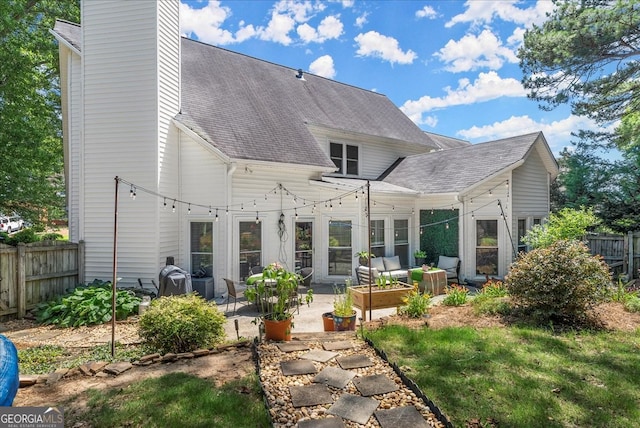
355, 251, 374, 266
244, 262, 313, 341
332, 284, 356, 331
414, 249, 427, 267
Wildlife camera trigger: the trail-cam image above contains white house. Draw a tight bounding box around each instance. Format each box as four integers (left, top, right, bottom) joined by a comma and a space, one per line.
51, 0, 558, 296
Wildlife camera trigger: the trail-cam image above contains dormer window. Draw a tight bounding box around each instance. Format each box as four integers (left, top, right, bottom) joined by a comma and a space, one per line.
330, 142, 359, 175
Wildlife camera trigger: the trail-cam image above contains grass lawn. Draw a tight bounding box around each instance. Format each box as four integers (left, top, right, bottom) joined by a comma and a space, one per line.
366, 325, 640, 427
64, 372, 270, 428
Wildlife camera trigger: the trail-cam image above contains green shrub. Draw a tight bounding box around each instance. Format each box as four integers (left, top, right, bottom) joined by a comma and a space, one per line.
522, 207, 599, 249
138, 294, 226, 354
479, 279, 508, 297
472, 294, 512, 316
442, 284, 469, 306
35, 279, 141, 327
624, 295, 640, 313
40, 232, 64, 241
4, 228, 40, 245
399, 287, 430, 318
505, 240, 611, 324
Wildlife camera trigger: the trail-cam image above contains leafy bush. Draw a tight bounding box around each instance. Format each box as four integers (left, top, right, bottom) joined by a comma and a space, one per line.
624, 295, 640, 313
399, 286, 430, 318
18, 345, 66, 374
36, 279, 141, 327
480, 279, 508, 297
3, 228, 40, 245
472, 294, 512, 316
523, 207, 599, 249
138, 294, 226, 354
505, 240, 611, 324
40, 232, 64, 241
442, 284, 469, 306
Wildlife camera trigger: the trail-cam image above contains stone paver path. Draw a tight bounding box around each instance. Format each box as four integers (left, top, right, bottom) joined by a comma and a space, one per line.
257, 332, 448, 427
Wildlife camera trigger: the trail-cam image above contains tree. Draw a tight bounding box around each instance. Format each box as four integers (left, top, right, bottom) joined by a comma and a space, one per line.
0, 0, 79, 223
519, 0, 640, 150
523, 207, 600, 249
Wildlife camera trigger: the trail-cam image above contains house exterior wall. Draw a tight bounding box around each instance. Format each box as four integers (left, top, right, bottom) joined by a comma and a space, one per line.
511, 142, 551, 251
79, 0, 180, 285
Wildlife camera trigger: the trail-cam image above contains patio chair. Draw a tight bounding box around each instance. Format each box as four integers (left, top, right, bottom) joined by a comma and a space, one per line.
249, 266, 264, 276
299, 267, 313, 289
223, 278, 246, 315
437, 256, 461, 284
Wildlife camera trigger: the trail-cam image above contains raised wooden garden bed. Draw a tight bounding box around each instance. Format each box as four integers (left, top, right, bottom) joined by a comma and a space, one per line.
350, 283, 413, 321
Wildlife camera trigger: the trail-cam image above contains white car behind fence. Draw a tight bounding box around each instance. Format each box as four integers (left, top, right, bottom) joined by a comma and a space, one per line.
0, 215, 24, 234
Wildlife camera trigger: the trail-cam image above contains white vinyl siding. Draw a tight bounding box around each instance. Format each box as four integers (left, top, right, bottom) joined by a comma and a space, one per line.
80, 1, 179, 285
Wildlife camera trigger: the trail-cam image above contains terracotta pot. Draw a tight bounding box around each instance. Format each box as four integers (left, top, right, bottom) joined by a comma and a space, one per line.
263, 318, 292, 341
332, 311, 357, 331
322, 312, 334, 331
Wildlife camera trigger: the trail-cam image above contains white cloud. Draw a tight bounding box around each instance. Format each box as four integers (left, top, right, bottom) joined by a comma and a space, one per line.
401, 71, 526, 124
354, 31, 417, 65
355, 12, 369, 28
309, 55, 336, 78
180, 0, 248, 45
258, 11, 296, 44
416, 5, 437, 19
423, 115, 438, 128
435, 29, 518, 72
296, 15, 343, 43
446, 0, 555, 28
457, 114, 600, 154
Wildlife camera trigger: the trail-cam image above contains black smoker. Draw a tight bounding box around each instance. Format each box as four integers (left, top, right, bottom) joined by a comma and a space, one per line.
158, 259, 192, 297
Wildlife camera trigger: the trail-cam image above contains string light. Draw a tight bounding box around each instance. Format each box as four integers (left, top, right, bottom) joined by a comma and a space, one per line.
339, 198, 342, 207
172, 199, 176, 213
255, 212, 259, 224
187, 204, 191, 215
226, 206, 228, 215
445, 222, 449, 229
253, 200, 256, 208
163, 197, 167, 210
215, 208, 219, 222
241, 203, 244, 211
294, 208, 298, 219
129, 185, 135, 198
208, 206, 212, 215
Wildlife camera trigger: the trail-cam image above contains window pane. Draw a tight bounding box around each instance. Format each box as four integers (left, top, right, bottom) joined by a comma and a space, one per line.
328, 220, 351, 275
346, 145, 358, 175
476, 248, 498, 275
239, 221, 261, 280
295, 221, 313, 269
330, 142, 343, 173
476, 220, 498, 247
191, 222, 213, 274
394, 219, 409, 267
517, 219, 527, 253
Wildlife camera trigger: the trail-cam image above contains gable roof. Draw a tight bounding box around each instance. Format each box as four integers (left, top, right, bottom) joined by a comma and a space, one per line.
383, 132, 558, 194
177, 39, 437, 167
425, 132, 471, 150
51, 20, 438, 169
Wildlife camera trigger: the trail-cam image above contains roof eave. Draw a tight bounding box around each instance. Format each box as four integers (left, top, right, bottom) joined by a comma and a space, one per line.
50, 29, 82, 56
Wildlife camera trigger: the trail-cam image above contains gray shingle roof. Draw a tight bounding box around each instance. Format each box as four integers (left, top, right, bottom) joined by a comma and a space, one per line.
425, 132, 471, 150
52, 19, 437, 168
179, 39, 436, 167
52, 20, 81, 52
383, 132, 545, 194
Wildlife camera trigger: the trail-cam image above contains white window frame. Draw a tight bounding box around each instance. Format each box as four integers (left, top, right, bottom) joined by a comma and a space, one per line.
329, 141, 359, 176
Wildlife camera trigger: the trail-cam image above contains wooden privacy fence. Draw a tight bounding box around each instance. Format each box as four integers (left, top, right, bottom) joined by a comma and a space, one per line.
0, 240, 84, 319
586, 232, 640, 280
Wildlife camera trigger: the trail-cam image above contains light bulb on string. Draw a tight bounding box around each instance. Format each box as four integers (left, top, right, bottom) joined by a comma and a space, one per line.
253, 200, 256, 208
295, 208, 298, 219
445, 222, 449, 230
470, 198, 473, 205
411, 208, 414, 215
339, 198, 342, 207
226, 206, 229, 215
172, 200, 176, 213
420, 227, 423, 235
255, 212, 259, 224
471, 212, 475, 219
187, 204, 191, 215
215, 209, 219, 222
489, 189, 492, 195
132, 187, 136, 200
430, 209, 434, 215
355, 193, 358, 200
329, 201, 333, 211
208, 206, 212, 216
293, 196, 297, 205
129, 185, 134, 198
241, 203, 244, 211
163, 197, 167, 210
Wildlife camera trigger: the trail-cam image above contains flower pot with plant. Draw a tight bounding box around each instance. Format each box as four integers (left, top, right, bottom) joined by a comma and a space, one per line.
355, 251, 374, 266
332, 284, 356, 331
244, 262, 313, 341
414, 249, 427, 267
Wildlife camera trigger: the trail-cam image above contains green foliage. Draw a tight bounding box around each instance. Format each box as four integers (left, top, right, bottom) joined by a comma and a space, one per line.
624, 295, 640, 313
472, 295, 512, 316
413, 249, 427, 258
0, 0, 80, 223
332, 285, 354, 316
523, 207, 599, 249
505, 240, 611, 324
35, 280, 141, 327
442, 284, 468, 306
40, 232, 64, 241
138, 294, 226, 354
420, 209, 458, 263
479, 279, 508, 298
518, 0, 640, 150
17, 345, 66, 375
3, 228, 40, 245
399, 285, 430, 318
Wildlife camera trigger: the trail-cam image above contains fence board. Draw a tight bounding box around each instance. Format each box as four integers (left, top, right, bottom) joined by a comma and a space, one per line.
587, 232, 640, 280
0, 241, 84, 319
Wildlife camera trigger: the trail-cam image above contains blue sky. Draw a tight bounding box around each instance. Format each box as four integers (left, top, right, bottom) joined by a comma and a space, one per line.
179, 0, 603, 156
